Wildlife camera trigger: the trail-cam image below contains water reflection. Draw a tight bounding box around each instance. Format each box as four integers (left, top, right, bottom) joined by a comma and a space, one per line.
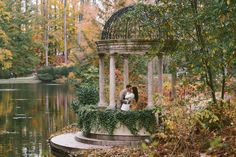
0, 83, 76, 157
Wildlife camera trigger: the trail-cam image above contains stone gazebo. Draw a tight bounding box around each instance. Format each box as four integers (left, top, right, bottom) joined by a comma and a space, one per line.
97, 5, 167, 109
49, 5, 176, 157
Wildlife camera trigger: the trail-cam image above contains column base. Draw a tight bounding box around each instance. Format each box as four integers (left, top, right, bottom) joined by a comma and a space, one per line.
98, 101, 107, 108
145, 105, 155, 110
107, 105, 116, 110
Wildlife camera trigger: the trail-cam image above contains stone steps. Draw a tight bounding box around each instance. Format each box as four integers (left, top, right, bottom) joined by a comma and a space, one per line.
74, 132, 142, 146
85, 132, 148, 141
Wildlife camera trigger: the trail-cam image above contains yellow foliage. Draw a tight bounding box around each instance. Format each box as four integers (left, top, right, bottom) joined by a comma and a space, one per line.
0, 48, 13, 69
0, 29, 9, 44
2, 62, 12, 69
68, 72, 76, 79
165, 119, 176, 130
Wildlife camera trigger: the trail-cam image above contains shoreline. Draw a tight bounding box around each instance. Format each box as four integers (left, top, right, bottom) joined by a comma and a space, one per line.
0, 77, 41, 84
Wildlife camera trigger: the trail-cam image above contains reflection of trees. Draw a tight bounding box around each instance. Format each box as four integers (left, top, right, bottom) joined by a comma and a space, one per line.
0, 91, 13, 116
0, 84, 76, 157
0, 90, 14, 135
0, 88, 15, 157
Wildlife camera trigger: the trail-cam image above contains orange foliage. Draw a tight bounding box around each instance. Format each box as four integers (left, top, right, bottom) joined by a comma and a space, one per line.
78, 3, 100, 54
51, 56, 65, 66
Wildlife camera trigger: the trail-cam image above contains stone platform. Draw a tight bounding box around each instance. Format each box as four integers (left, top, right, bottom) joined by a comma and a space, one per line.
49, 133, 110, 157
49, 131, 149, 157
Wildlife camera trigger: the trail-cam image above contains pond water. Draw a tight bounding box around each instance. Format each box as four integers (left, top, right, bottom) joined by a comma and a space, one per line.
0, 83, 76, 157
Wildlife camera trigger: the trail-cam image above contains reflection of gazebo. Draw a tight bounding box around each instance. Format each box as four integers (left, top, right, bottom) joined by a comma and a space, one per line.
96, 5, 174, 109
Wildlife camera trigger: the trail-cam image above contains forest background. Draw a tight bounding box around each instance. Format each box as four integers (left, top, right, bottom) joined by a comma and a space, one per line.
0, 0, 143, 77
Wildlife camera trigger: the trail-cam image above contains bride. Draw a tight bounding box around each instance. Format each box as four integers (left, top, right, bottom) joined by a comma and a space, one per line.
121, 87, 138, 111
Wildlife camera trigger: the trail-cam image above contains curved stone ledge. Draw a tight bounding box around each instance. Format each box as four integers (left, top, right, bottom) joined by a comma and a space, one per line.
96, 39, 159, 55
49, 133, 110, 157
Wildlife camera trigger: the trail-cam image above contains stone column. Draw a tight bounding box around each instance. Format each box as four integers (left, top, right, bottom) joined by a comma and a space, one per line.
157, 54, 163, 104
108, 54, 116, 109
146, 59, 154, 109
98, 54, 106, 107
123, 55, 129, 88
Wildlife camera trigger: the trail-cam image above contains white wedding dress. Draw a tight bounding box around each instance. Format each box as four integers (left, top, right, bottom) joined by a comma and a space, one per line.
121, 92, 134, 111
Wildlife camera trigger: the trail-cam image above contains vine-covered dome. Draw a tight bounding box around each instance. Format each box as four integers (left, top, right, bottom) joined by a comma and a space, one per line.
101, 4, 160, 40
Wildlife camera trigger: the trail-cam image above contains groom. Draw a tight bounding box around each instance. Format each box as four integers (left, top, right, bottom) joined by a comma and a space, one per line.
118, 84, 132, 108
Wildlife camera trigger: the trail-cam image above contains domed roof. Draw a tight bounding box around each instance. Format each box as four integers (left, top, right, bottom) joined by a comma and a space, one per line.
101, 5, 159, 40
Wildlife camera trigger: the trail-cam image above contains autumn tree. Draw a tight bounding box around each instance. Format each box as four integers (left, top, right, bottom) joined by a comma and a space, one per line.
165, 0, 236, 102
2, 0, 40, 76
0, 1, 12, 70
143, 0, 236, 103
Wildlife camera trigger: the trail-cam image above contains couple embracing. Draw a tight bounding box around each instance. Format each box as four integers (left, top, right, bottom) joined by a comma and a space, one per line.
119, 84, 138, 111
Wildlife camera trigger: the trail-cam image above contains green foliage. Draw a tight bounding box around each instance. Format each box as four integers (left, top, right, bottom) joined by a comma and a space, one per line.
128, 55, 148, 79
70, 55, 99, 113
201, 136, 225, 152
77, 105, 99, 134
37, 73, 54, 82
115, 111, 140, 135
98, 110, 119, 135
156, 0, 236, 103
208, 103, 234, 128
193, 109, 219, 131
71, 73, 99, 113
37, 66, 77, 82
209, 136, 224, 150
0, 0, 41, 75
74, 83, 99, 108
191, 102, 235, 132
0, 69, 10, 79
75, 54, 99, 85
37, 66, 55, 82
109, 1, 236, 104
71, 99, 80, 113
0, 2, 13, 70
54, 66, 69, 78
75, 105, 157, 135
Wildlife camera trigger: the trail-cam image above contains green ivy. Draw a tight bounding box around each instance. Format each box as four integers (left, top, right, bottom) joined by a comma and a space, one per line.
71, 84, 98, 115
98, 110, 119, 135
76, 105, 158, 135
77, 105, 98, 135
116, 111, 140, 135
75, 84, 99, 107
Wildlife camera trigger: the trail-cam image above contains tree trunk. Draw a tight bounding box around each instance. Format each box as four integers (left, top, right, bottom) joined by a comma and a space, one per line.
43, 0, 49, 66
221, 66, 226, 100
190, 0, 217, 103
36, 0, 39, 14
205, 66, 217, 103
171, 67, 177, 99
64, 0, 67, 64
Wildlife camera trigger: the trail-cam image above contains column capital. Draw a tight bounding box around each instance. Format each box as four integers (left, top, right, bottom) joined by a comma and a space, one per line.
121, 54, 129, 58
109, 52, 117, 56
157, 53, 163, 58
98, 53, 105, 57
